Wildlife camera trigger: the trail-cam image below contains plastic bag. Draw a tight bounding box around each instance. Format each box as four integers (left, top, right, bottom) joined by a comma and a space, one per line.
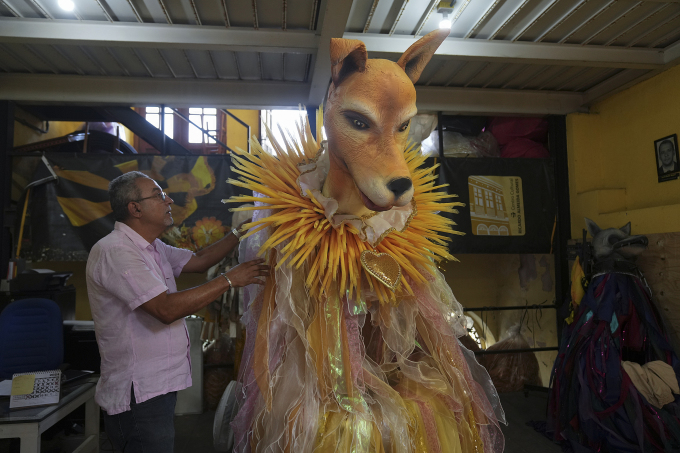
478, 324, 542, 393
440, 115, 487, 136
422, 131, 472, 156
421, 130, 499, 157
407, 113, 438, 146
470, 131, 500, 157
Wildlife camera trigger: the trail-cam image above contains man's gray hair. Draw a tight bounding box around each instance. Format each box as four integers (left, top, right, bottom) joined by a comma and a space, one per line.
109, 171, 151, 222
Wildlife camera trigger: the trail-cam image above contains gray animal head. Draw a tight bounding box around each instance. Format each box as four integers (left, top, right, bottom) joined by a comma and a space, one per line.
585, 218, 648, 261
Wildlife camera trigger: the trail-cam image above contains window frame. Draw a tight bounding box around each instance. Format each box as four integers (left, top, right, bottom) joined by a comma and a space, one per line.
135, 107, 227, 155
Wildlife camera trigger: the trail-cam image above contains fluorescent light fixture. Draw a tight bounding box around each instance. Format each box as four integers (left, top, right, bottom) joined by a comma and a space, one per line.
58, 0, 74, 11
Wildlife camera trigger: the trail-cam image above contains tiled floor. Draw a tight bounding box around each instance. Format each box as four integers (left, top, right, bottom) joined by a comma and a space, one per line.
0, 390, 563, 452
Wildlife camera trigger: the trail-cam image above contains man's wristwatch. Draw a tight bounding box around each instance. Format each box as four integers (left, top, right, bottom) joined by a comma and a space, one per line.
221, 272, 233, 287
232, 227, 242, 239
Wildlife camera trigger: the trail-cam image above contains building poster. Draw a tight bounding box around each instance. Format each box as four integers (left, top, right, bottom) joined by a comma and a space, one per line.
468, 176, 525, 236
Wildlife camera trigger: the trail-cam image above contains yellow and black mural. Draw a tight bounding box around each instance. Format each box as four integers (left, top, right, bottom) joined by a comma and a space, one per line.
16, 154, 249, 261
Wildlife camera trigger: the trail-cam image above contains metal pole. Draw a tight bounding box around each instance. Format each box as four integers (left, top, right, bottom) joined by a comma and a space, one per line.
549, 115, 571, 344
82, 122, 89, 153
306, 106, 316, 141
463, 304, 556, 312
160, 104, 166, 155
437, 111, 444, 159
15, 188, 29, 258
0, 101, 15, 280
474, 347, 559, 356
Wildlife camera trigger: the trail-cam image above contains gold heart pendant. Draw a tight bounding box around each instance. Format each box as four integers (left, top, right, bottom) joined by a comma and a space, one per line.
360, 250, 402, 291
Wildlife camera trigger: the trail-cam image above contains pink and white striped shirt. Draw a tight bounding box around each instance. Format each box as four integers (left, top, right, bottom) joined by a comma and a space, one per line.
86, 222, 194, 415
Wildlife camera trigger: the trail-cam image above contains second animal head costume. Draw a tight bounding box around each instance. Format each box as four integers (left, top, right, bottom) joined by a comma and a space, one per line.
227, 29, 506, 453
548, 219, 680, 452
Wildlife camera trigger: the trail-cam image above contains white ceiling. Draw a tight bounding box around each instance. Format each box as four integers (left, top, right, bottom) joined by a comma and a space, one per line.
1, 0, 679, 114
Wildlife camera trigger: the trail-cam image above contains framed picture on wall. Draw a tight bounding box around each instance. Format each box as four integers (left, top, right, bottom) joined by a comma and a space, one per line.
655, 134, 680, 182
437, 158, 556, 254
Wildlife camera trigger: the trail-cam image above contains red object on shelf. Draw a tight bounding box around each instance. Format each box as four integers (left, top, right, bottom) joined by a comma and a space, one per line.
488, 117, 548, 145
489, 117, 549, 158
501, 138, 550, 158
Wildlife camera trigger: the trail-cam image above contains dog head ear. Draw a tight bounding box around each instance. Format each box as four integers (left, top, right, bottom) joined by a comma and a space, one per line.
330, 38, 367, 87
397, 28, 449, 83
619, 222, 632, 236
585, 218, 601, 238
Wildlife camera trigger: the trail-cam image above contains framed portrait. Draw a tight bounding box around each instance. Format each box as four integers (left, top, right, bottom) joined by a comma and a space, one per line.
655, 134, 680, 182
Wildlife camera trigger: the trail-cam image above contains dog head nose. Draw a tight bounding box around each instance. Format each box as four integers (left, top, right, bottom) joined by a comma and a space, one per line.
387, 177, 413, 199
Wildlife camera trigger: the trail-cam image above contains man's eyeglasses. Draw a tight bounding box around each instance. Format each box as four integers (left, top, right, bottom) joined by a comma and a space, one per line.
132, 191, 169, 203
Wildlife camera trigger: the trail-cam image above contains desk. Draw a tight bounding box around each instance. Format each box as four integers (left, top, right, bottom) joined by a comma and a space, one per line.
0, 377, 99, 453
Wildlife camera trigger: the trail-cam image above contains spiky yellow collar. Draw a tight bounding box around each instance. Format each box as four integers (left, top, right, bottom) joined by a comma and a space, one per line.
226, 113, 462, 305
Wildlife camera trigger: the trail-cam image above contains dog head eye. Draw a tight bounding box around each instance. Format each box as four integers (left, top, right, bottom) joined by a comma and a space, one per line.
352, 119, 368, 129
398, 120, 410, 132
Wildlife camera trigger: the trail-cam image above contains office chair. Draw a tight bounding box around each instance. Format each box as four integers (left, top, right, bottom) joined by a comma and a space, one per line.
0, 298, 64, 380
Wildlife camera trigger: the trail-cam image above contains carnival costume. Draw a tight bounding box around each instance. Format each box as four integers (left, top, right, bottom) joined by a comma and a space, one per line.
227, 112, 505, 453
548, 256, 680, 452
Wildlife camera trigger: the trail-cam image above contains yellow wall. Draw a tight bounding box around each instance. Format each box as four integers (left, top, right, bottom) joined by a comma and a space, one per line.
13, 119, 135, 148
226, 109, 260, 153
13, 120, 82, 147
567, 64, 680, 237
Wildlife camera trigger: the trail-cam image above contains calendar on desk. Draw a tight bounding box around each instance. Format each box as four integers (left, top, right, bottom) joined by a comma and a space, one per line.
9, 369, 61, 409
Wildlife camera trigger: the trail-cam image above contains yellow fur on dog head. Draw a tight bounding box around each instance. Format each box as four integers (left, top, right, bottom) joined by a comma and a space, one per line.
322, 29, 449, 217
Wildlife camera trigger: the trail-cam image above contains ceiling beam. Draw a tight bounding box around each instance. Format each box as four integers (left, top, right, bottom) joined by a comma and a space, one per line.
347, 33, 665, 69
415, 86, 587, 115
585, 39, 680, 105
583, 68, 652, 104
0, 72, 588, 114
665, 39, 680, 64
0, 18, 318, 53
0, 74, 311, 109
307, 0, 354, 105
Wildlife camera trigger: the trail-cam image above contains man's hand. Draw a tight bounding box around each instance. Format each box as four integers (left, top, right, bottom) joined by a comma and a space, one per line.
225, 258, 269, 287
236, 219, 251, 235
141, 258, 269, 325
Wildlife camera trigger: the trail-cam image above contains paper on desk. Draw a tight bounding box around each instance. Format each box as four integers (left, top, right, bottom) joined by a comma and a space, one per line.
0, 379, 12, 396
11, 374, 35, 395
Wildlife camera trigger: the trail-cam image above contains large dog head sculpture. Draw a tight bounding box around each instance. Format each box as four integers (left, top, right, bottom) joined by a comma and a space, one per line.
322, 29, 449, 216
585, 218, 648, 262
